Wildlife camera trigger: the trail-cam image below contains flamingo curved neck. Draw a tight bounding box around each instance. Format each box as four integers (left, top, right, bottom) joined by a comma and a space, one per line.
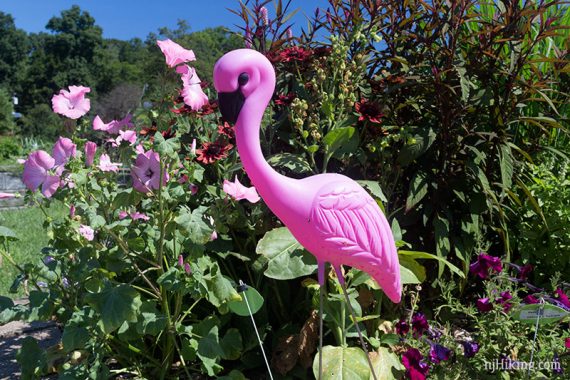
236, 92, 304, 223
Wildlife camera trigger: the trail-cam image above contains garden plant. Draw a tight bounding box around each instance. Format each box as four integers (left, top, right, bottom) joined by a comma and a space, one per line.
0, 0, 569, 379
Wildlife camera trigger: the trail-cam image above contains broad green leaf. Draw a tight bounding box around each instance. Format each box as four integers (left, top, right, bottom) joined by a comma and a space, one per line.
137, 302, 168, 336
312, 346, 370, 380
196, 322, 224, 376
256, 227, 317, 280
228, 286, 264, 316
499, 144, 514, 191
0, 296, 14, 310
399, 257, 426, 283
323, 127, 356, 156
218, 370, 247, 380
0, 226, 18, 241
405, 172, 429, 211
203, 266, 239, 308
357, 181, 388, 203
154, 132, 180, 159
175, 206, 213, 245
370, 347, 405, 380
220, 328, 243, 360
85, 283, 142, 334
17, 337, 47, 380
267, 153, 313, 174
62, 325, 90, 353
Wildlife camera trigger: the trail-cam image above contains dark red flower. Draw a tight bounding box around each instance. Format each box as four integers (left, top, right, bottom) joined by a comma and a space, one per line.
274, 93, 296, 106
355, 99, 384, 124
429, 343, 452, 364
275, 46, 313, 63
402, 348, 429, 380
395, 319, 410, 335
554, 288, 570, 309
476, 297, 493, 312
469, 253, 502, 279
565, 338, 570, 349
509, 263, 533, 281
195, 140, 233, 164
217, 122, 235, 139
411, 313, 429, 337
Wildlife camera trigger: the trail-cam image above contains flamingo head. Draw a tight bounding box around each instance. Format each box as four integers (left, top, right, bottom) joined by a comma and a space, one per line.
214, 49, 275, 124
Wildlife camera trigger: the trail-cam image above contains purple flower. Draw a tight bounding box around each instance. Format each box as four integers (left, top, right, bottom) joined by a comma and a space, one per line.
184, 263, 192, 275
402, 348, 429, 380
496, 291, 513, 312
37, 281, 47, 288
429, 343, 452, 364
131, 150, 169, 193
470, 253, 502, 279
395, 319, 410, 335
554, 288, 570, 309
43, 256, 55, 265
178, 255, 184, 267
523, 294, 540, 304
260, 6, 269, 25
553, 352, 563, 375
476, 297, 493, 312
412, 313, 429, 337
461, 341, 480, 358
427, 327, 442, 340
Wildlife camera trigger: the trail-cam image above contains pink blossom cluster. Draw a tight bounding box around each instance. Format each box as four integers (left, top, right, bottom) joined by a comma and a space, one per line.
157, 39, 208, 111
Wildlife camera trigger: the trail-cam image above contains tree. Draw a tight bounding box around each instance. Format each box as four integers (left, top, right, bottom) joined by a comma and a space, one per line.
0, 12, 30, 93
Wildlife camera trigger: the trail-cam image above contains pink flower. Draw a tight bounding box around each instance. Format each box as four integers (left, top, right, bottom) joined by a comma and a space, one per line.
565, 338, 570, 349
53, 137, 76, 166
260, 6, 269, 25
79, 224, 94, 241
69, 204, 76, 218
22, 151, 60, 198
16, 158, 26, 164
223, 176, 260, 203
51, 85, 91, 119
93, 114, 134, 135
190, 183, 198, 195
118, 210, 129, 220
178, 255, 184, 267
190, 138, 196, 155
470, 253, 502, 279
85, 141, 97, 167
0, 192, 16, 199
157, 39, 196, 68
130, 212, 150, 221
98, 154, 122, 172
210, 230, 218, 241
177, 65, 208, 111
131, 150, 169, 193
108, 130, 137, 147
476, 297, 493, 312
135, 144, 145, 155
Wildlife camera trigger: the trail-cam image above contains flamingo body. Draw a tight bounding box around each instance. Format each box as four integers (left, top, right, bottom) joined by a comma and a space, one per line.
214, 49, 401, 303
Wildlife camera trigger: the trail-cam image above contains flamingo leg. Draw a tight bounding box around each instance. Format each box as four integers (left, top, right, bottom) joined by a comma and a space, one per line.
334, 265, 378, 380
317, 261, 325, 380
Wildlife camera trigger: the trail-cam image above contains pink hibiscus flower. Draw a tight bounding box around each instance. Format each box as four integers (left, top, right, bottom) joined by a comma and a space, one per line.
53, 137, 77, 166
98, 154, 122, 172
157, 39, 196, 68
51, 85, 91, 119
84, 141, 97, 167
93, 114, 134, 135
108, 130, 137, 147
223, 176, 260, 203
131, 150, 169, 193
22, 151, 61, 198
0, 192, 16, 199
79, 225, 94, 241
176, 65, 209, 111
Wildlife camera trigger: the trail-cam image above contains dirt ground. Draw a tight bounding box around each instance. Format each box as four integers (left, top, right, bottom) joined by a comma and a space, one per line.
0, 300, 61, 380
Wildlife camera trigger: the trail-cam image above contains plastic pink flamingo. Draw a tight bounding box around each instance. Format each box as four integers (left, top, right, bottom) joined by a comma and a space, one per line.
214, 49, 401, 379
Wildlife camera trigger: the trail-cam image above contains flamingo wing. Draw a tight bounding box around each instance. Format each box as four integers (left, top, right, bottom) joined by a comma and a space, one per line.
309, 180, 401, 303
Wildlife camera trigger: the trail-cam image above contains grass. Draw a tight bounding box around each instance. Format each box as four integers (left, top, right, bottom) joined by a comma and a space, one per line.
0, 201, 66, 298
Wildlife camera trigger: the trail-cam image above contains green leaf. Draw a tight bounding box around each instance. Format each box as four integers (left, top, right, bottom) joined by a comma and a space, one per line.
203, 265, 239, 308
312, 346, 370, 380
256, 227, 317, 280
323, 127, 356, 156
228, 286, 264, 316
218, 370, 248, 380
369, 347, 405, 380
399, 250, 464, 278
499, 144, 514, 191
0, 226, 18, 241
154, 132, 180, 159
85, 283, 142, 334
433, 215, 451, 277
397, 128, 436, 166
175, 206, 213, 245
0, 296, 14, 310
137, 302, 168, 336
220, 328, 243, 360
267, 153, 313, 174
62, 325, 90, 353
17, 337, 47, 380
405, 172, 429, 211
357, 181, 388, 203
195, 319, 224, 376
399, 257, 426, 284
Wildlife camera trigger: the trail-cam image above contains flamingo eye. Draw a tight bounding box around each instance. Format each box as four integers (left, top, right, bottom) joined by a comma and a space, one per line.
238, 72, 249, 86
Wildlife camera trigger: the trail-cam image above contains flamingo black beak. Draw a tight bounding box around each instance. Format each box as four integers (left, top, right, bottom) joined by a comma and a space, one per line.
218, 88, 245, 124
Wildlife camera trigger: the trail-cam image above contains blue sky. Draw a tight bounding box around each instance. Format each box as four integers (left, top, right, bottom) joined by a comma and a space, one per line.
1, 0, 330, 40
